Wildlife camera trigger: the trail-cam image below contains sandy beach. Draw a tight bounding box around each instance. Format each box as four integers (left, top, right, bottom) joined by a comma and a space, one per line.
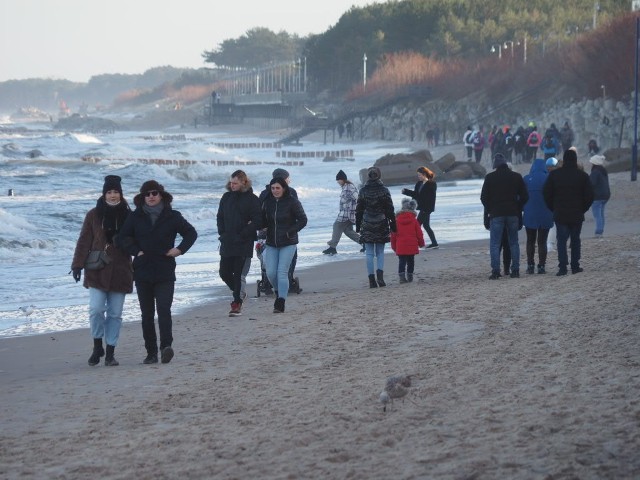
1, 167, 639, 479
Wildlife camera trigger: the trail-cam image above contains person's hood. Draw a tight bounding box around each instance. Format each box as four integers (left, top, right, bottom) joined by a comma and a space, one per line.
529, 158, 548, 175
395, 211, 417, 225
562, 149, 578, 169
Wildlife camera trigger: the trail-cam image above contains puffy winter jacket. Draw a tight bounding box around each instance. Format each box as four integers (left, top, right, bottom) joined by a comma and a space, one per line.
262, 192, 307, 248
390, 211, 425, 255
523, 158, 554, 229
119, 204, 197, 283
355, 179, 396, 244
216, 185, 262, 257
543, 155, 594, 224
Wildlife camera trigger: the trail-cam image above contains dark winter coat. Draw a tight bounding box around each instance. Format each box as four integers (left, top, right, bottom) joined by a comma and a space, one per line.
216, 185, 262, 258
118, 203, 197, 283
403, 180, 436, 213
71, 199, 133, 293
355, 179, 396, 244
590, 165, 611, 201
480, 165, 529, 217
390, 211, 425, 255
262, 192, 307, 248
523, 158, 554, 229
543, 155, 594, 224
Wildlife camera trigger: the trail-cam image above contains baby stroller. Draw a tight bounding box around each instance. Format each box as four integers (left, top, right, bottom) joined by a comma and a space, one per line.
255, 239, 302, 297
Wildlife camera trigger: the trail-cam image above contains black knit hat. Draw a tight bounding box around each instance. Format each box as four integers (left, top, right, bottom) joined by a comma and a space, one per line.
336, 170, 347, 181
272, 168, 290, 180
103, 175, 123, 196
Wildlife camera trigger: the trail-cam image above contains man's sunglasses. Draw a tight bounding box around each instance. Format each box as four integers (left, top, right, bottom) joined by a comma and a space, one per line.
145, 190, 160, 197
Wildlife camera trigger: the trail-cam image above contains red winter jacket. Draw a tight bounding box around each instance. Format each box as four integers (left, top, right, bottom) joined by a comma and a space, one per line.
390, 211, 425, 255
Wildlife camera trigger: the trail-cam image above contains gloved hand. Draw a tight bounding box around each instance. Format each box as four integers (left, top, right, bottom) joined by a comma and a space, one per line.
72, 268, 82, 283
401, 188, 409, 195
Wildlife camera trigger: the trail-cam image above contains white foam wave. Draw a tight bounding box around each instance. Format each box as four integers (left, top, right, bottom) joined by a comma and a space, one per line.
0, 207, 36, 236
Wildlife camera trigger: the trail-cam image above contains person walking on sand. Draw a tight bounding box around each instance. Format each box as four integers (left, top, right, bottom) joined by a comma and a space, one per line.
262, 177, 307, 313
356, 166, 396, 288
481, 153, 529, 279
402, 166, 438, 249
119, 180, 197, 364
323, 170, 361, 255
71, 175, 133, 367
391, 198, 424, 283
463, 126, 474, 162
543, 149, 594, 276
523, 158, 554, 274
589, 154, 610, 237
472, 126, 485, 163
217, 170, 262, 317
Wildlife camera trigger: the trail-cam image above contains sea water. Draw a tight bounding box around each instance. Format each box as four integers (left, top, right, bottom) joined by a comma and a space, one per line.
0, 124, 486, 337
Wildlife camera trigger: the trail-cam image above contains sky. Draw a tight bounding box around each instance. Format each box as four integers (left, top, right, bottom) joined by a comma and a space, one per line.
0, 0, 382, 83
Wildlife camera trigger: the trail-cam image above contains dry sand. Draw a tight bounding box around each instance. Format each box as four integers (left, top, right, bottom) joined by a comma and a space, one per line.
1, 171, 639, 479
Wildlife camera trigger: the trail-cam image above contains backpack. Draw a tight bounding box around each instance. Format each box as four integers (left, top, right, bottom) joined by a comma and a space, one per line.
528, 131, 540, 146
465, 131, 474, 144
544, 136, 555, 150
473, 133, 482, 146
503, 133, 514, 150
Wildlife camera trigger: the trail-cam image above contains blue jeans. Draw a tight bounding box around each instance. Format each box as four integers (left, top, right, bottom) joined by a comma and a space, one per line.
490, 216, 520, 273
264, 245, 297, 300
555, 222, 582, 271
88, 287, 126, 347
591, 200, 607, 235
365, 243, 385, 275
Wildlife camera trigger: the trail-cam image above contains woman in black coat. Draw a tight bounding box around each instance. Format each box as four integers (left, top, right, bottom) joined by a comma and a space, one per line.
262, 177, 307, 313
355, 167, 396, 288
402, 166, 438, 248
119, 180, 197, 365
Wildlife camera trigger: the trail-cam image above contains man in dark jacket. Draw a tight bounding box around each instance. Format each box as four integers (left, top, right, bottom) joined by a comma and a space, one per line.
543, 149, 594, 275
119, 180, 198, 365
217, 170, 262, 317
481, 153, 529, 279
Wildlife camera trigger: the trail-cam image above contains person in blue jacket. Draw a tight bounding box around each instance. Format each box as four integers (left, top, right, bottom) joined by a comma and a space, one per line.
523, 158, 554, 274
119, 180, 197, 365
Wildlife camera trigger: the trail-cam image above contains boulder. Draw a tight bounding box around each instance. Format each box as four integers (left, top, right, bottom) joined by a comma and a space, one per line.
359, 149, 485, 185
602, 148, 633, 173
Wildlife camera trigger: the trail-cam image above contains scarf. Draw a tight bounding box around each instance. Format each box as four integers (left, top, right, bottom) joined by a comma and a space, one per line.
143, 201, 165, 226
96, 197, 130, 243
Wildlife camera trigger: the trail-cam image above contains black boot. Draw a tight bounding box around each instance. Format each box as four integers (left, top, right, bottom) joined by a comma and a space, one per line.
273, 297, 285, 313
407, 273, 414, 282
104, 345, 119, 366
376, 269, 386, 287
368, 274, 378, 288
88, 338, 104, 366
399, 273, 408, 283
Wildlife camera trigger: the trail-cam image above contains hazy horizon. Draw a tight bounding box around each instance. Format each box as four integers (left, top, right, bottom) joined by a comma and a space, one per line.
0, 0, 381, 83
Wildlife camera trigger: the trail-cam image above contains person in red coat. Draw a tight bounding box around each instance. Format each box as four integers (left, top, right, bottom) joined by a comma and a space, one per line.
390, 198, 425, 283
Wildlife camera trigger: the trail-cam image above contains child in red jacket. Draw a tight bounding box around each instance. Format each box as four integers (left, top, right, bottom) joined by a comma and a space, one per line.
390, 198, 425, 283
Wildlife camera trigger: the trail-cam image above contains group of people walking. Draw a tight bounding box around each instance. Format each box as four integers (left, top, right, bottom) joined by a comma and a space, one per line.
481, 147, 608, 279
71, 176, 198, 367
71, 139, 610, 367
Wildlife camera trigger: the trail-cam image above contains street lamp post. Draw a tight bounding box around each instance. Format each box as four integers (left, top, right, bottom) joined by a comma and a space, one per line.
490, 44, 502, 59
504, 40, 516, 60
601, 84, 606, 100
363, 53, 367, 91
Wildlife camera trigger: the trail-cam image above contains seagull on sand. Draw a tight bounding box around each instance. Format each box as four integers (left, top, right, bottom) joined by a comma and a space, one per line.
18, 305, 36, 318
380, 374, 412, 411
